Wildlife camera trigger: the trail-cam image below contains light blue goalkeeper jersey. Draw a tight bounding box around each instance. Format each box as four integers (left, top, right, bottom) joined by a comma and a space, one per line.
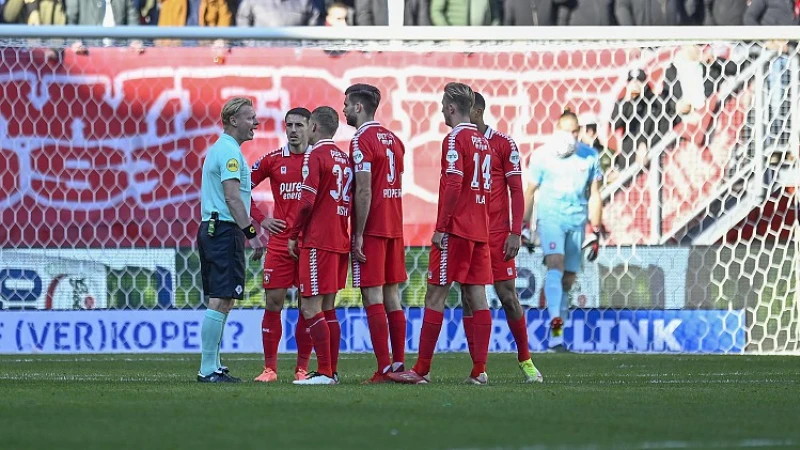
528, 141, 603, 230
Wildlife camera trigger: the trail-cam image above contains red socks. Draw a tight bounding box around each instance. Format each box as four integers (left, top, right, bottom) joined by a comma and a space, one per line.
387, 309, 406, 366
261, 310, 282, 371
507, 315, 531, 362
412, 308, 444, 377
295, 313, 312, 372
324, 310, 340, 375
308, 312, 332, 377
470, 309, 491, 377
366, 304, 391, 372
463, 315, 475, 360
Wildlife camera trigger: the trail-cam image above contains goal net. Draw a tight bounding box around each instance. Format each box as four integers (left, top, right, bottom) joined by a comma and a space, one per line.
0, 29, 797, 355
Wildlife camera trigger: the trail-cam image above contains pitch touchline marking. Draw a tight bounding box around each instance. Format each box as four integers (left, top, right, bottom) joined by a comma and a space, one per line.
449, 439, 798, 450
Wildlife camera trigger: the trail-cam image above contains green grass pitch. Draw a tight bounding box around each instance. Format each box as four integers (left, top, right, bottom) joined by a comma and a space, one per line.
1, 353, 798, 450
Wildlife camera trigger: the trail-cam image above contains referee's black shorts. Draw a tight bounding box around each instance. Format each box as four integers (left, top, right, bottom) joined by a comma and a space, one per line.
197, 221, 246, 300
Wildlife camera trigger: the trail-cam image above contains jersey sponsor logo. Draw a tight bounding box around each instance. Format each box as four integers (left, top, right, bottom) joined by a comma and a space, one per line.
471, 136, 489, 152
352, 149, 364, 164
279, 182, 303, 200
376, 132, 394, 146
226, 158, 239, 172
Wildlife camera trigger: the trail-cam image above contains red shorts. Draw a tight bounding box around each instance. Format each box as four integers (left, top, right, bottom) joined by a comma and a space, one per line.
299, 248, 348, 297
427, 233, 492, 286
490, 231, 517, 283
352, 235, 408, 288
263, 246, 299, 289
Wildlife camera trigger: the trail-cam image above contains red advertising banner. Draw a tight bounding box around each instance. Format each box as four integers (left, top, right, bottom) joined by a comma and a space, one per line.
0, 44, 743, 247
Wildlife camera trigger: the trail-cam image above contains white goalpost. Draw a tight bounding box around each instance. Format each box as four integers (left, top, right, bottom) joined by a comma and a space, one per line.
0, 25, 797, 355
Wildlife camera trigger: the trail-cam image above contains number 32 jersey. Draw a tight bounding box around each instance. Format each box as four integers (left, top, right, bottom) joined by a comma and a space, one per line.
349, 121, 405, 238
298, 139, 352, 253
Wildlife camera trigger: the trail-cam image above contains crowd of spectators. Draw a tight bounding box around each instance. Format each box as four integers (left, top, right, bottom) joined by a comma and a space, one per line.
2, 0, 800, 27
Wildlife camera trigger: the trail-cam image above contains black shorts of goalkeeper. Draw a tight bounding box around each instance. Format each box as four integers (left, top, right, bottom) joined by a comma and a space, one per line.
197, 220, 246, 300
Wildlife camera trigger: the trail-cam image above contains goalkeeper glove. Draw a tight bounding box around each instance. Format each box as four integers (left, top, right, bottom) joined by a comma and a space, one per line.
583, 224, 606, 262
520, 222, 536, 253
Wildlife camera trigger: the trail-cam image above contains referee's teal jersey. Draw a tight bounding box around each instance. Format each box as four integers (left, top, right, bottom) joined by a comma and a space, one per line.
200, 134, 252, 222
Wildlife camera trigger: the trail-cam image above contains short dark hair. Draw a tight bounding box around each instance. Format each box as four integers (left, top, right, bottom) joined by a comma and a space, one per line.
345, 83, 381, 115
311, 106, 339, 136
285, 107, 311, 121
473, 92, 486, 110
443, 82, 474, 115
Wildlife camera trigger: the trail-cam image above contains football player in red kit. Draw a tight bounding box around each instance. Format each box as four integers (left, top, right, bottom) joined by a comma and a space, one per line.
288, 106, 351, 386
389, 82, 494, 385
250, 108, 314, 383
343, 83, 409, 383
462, 93, 543, 383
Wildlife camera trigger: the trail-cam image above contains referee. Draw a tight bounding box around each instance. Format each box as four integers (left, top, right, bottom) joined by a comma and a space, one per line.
197, 97, 265, 383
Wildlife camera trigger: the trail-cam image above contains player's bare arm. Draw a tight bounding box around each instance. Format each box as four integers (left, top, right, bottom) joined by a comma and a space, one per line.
352, 170, 371, 262
223, 179, 264, 260
522, 181, 538, 226
589, 179, 602, 228
584, 179, 604, 262
504, 173, 524, 261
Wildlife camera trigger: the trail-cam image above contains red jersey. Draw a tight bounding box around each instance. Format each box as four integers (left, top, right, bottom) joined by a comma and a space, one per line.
290, 139, 351, 253
250, 145, 307, 250
350, 121, 405, 238
485, 126, 523, 234
434, 123, 491, 243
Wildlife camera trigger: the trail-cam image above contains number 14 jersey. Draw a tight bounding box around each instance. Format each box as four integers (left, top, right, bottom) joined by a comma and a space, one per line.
437, 123, 491, 243
350, 121, 405, 238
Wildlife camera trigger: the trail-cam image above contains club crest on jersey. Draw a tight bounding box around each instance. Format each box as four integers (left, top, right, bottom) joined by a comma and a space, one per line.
353, 150, 364, 164
302, 164, 309, 180
281, 166, 287, 174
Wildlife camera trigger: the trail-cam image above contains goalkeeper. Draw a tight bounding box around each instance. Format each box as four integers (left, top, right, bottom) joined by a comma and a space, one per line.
522, 109, 604, 350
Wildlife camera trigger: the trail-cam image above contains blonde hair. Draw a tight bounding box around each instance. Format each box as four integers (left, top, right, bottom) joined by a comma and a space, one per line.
221, 97, 253, 126
443, 82, 475, 115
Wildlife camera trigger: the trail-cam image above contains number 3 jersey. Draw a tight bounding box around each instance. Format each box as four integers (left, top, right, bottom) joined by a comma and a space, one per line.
435, 123, 491, 243
349, 121, 405, 238
293, 139, 352, 253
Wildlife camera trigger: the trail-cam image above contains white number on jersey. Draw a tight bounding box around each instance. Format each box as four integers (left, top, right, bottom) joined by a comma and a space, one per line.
330, 165, 354, 202
471, 153, 491, 190
386, 148, 396, 185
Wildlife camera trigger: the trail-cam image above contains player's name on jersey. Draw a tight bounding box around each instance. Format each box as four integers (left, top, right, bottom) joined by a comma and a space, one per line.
331, 151, 348, 165
383, 188, 402, 199
279, 182, 302, 199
